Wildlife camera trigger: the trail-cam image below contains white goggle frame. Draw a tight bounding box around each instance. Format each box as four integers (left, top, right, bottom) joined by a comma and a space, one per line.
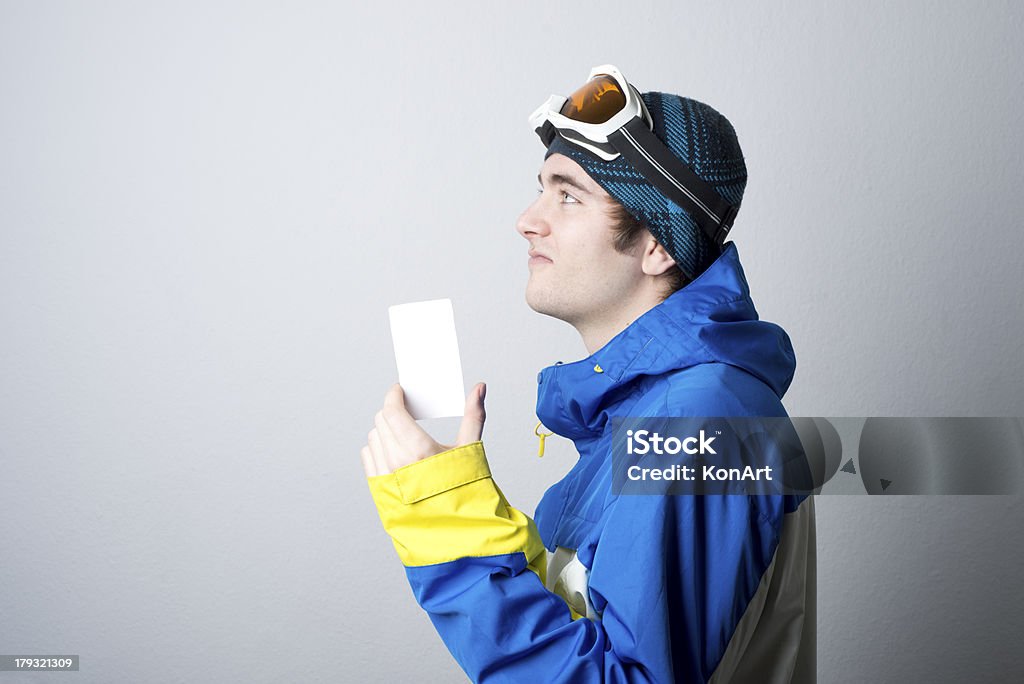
528, 64, 653, 161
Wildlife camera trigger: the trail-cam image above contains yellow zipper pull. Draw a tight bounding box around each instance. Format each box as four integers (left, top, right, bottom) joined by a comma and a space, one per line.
534, 421, 554, 458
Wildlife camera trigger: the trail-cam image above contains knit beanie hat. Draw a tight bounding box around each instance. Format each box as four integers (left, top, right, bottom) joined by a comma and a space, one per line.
544, 91, 747, 281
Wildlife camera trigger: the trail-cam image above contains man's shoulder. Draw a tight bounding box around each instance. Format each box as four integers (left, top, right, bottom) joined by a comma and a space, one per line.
634, 362, 789, 418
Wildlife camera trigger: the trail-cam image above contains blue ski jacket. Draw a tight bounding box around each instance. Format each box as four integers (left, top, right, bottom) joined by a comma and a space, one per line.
367, 242, 816, 683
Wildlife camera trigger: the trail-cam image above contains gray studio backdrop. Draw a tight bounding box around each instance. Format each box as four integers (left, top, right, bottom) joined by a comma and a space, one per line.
2, 1, 1022, 682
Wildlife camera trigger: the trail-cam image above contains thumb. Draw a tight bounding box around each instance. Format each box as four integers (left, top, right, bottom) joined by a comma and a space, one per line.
455, 382, 487, 446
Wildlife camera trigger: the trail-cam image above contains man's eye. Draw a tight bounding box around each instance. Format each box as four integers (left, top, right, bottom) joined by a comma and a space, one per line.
561, 191, 580, 204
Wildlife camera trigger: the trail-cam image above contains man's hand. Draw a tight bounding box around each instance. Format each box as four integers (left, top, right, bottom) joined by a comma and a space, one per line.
360, 382, 487, 477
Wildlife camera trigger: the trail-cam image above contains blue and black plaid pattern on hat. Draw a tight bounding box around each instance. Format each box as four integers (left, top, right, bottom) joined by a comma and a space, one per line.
545, 92, 747, 281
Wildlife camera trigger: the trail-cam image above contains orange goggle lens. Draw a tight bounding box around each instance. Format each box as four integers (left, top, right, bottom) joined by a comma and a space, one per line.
558, 74, 627, 124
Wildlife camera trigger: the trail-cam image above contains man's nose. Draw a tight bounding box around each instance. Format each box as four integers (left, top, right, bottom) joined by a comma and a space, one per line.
515, 199, 551, 240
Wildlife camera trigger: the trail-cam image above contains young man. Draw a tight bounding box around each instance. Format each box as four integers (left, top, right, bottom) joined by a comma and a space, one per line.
360, 65, 816, 683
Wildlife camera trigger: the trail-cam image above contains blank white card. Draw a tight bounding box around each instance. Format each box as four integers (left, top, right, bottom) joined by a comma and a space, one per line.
388, 298, 466, 420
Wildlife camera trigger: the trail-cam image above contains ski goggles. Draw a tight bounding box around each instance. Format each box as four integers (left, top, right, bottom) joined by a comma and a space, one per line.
529, 64, 738, 245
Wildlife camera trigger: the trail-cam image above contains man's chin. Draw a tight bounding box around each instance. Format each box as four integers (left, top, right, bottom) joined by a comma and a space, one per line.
524, 290, 545, 314
524, 287, 548, 315
525, 291, 571, 323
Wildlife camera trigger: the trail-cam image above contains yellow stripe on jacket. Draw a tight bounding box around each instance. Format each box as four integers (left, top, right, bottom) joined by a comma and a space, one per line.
367, 441, 547, 584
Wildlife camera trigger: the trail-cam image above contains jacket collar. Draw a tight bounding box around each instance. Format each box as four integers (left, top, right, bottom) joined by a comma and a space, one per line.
535, 242, 796, 440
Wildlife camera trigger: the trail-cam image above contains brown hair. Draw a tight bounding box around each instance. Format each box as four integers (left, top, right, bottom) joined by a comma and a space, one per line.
607, 203, 690, 298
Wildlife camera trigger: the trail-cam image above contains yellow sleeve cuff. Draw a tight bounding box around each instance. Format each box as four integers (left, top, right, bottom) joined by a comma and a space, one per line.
387, 441, 493, 503
367, 441, 546, 579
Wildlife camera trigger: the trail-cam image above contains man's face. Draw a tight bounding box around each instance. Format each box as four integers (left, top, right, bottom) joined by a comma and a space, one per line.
515, 153, 645, 327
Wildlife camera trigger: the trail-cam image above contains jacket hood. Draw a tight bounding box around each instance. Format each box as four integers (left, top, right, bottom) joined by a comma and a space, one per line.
535, 241, 796, 440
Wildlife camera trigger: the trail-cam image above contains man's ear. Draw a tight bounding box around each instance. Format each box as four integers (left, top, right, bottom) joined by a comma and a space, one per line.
640, 237, 677, 277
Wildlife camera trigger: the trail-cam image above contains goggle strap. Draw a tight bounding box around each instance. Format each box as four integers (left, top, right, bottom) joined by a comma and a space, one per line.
537, 120, 558, 148
609, 118, 738, 245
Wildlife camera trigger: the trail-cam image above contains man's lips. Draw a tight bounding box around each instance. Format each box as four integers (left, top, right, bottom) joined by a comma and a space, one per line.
528, 249, 553, 265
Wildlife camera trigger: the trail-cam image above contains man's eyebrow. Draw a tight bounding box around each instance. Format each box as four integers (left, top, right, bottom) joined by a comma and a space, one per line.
537, 172, 592, 196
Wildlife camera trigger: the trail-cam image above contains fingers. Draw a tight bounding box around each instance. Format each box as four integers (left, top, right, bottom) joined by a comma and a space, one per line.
374, 409, 402, 471
456, 382, 487, 446
361, 384, 446, 478
367, 425, 385, 471
361, 386, 407, 478
360, 445, 378, 478
383, 384, 405, 410
380, 386, 430, 447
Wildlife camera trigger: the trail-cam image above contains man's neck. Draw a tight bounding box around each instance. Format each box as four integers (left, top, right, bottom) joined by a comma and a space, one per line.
576, 291, 665, 355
